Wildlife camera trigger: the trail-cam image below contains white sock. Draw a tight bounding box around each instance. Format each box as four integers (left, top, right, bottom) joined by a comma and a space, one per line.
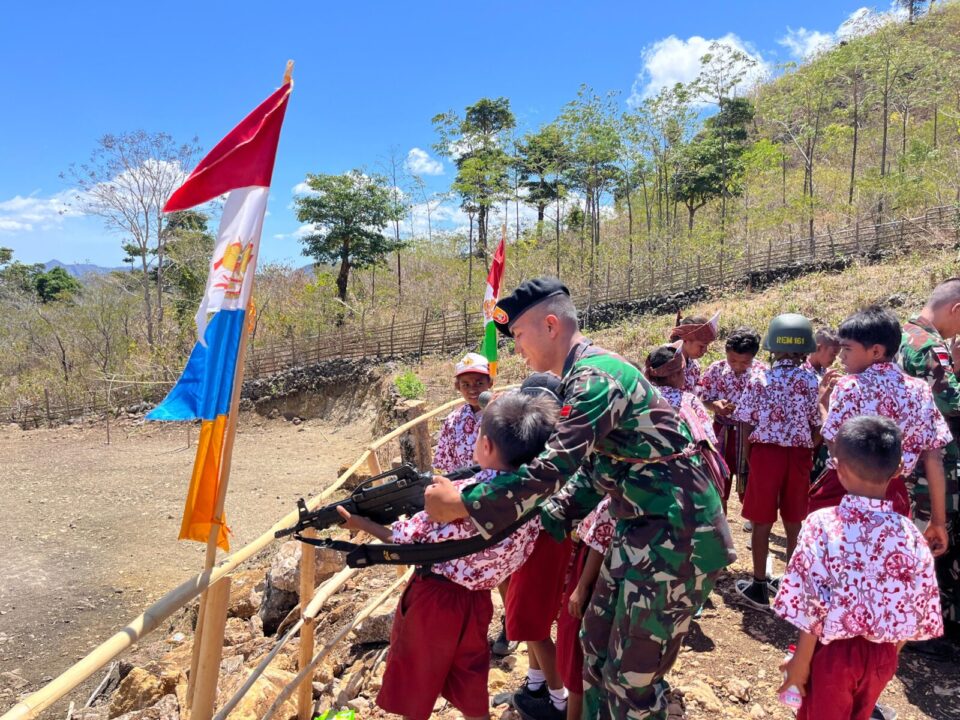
549, 686, 568, 710
526, 668, 545, 691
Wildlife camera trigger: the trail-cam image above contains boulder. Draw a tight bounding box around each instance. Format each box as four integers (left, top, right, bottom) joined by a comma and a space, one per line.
223, 617, 254, 647
228, 569, 265, 620
216, 667, 297, 720
258, 576, 298, 637
111, 694, 179, 720
749, 703, 767, 719
267, 541, 345, 594
725, 677, 752, 703
108, 668, 167, 718
351, 596, 397, 645
676, 679, 723, 715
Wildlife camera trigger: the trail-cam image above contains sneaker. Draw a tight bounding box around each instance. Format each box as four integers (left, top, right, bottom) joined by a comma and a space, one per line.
693, 604, 704, 620
514, 678, 549, 702
743, 520, 753, 531
870, 704, 898, 720
734, 578, 770, 611
514, 692, 565, 720
491, 616, 517, 656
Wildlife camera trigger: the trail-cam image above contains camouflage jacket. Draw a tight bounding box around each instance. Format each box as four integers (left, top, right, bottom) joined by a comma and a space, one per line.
461, 340, 736, 576
900, 316, 960, 515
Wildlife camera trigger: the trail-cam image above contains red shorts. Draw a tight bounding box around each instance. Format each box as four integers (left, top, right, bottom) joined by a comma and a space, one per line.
506, 530, 573, 641
797, 637, 898, 720
377, 574, 493, 720
809, 467, 910, 518
556, 542, 590, 693
742, 443, 813, 524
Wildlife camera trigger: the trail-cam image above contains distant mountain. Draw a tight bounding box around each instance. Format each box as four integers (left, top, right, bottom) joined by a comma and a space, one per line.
44, 260, 129, 277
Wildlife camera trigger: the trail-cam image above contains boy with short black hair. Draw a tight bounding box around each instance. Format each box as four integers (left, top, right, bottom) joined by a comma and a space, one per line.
700, 326, 767, 510
340, 392, 556, 720
815, 306, 951, 558
804, 327, 840, 377
774, 416, 942, 720
734, 314, 821, 610
433, 352, 493, 474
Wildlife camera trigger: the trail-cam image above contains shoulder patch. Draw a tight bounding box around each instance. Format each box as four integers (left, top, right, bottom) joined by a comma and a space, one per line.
560, 405, 573, 418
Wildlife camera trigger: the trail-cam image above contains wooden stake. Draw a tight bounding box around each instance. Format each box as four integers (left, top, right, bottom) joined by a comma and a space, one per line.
297, 530, 316, 720
191, 577, 231, 720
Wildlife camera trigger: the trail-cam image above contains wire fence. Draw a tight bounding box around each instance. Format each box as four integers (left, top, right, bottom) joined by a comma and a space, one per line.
4, 205, 958, 429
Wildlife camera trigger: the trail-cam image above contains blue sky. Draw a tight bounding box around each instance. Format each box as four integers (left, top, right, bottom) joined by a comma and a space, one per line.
0, 1, 893, 267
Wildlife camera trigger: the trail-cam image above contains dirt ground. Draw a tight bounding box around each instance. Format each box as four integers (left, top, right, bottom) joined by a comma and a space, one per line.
2, 409, 959, 719
0, 414, 368, 714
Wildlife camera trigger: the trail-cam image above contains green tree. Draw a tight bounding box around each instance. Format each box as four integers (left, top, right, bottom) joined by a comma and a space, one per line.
433, 97, 516, 263
671, 135, 725, 235
33, 267, 81, 303
163, 210, 215, 336
294, 170, 406, 308
559, 86, 621, 289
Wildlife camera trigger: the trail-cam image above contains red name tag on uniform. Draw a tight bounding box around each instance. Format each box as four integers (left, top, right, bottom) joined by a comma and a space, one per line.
560, 405, 573, 418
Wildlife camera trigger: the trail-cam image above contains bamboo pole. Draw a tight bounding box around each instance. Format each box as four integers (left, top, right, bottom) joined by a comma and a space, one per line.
296, 530, 316, 720
190, 577, 231, 720
189, 62, 294, 704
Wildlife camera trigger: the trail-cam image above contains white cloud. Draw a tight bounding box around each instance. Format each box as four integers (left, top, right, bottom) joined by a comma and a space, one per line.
405, 148, 444, 176
630, 33, 769, 106
292, 181, 319, 196
273, 223, 319, 241
779, 27, 835, 60
779, 4, 909, 61
0, 191, 83, 234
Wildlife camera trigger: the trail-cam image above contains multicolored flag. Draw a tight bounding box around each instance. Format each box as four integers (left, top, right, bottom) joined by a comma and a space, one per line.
480, 229, 506, 377
147, 79, 292, 550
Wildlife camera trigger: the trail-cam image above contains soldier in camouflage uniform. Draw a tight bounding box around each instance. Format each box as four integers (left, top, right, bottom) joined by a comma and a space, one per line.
899, 279, 960, 634
425, 278, 736, 719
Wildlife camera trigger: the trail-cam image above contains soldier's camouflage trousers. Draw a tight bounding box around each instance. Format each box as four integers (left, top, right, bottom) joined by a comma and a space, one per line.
908, 457, 960, 626
580, 537, 718, 719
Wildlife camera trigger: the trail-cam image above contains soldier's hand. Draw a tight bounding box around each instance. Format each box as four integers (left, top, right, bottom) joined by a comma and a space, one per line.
950, 337, 960, 371
424, 475, 469, 522
924, 522, 949, 557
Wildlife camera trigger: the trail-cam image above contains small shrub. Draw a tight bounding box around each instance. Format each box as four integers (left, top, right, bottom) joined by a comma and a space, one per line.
394, 370, 425, 399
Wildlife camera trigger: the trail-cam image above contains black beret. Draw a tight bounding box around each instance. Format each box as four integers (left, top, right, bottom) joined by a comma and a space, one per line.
493, 277, 570, 337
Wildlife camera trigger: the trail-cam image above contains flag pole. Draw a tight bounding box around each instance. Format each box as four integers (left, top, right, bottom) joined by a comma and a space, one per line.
187, 61, 294, 707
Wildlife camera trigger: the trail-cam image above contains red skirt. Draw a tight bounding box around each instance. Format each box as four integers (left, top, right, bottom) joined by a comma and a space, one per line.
808, 467, 910, 518
506, 530, 573, 641
377, 574, 493, 720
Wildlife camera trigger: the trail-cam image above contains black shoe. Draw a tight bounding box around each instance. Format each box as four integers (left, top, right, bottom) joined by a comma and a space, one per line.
491, 617, 517, 656
870, 703, 898, 720
514, 692, 565, 720
734, 578, 770, 611
513, 678, 548, 702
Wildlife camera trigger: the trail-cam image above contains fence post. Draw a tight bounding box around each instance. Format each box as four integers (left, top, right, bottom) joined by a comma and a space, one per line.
767, 238, 772, 271
190, 577, 231, 720
44, 389, 52, 428
401, 400, 432, 471
418, 309, 429, 359
697, 255, 702, 285
297, 529, 317, 720
855, 218, 861, 253
746, 244, 752, 291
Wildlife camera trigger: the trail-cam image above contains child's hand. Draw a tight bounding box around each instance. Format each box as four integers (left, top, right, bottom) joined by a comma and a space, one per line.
777, 655, 810, 697
819, 369, 841, 405
568, 584, 588, 619
924, 521, 949, 557
715, 400, 735, 417
336, 505, 365, 532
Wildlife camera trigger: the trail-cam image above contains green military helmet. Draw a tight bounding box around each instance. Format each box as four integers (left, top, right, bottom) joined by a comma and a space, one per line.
763, 313, 817, 353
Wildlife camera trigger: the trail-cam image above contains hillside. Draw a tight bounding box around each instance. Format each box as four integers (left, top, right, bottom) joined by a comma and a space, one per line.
6, 1, 960, 422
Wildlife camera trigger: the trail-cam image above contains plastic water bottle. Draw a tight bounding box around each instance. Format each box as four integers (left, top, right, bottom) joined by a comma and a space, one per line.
778, 644, 803, 711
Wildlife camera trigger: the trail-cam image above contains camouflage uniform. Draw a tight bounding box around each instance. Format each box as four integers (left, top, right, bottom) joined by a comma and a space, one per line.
462, 341, 736, 719
900, 317, 960, 626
